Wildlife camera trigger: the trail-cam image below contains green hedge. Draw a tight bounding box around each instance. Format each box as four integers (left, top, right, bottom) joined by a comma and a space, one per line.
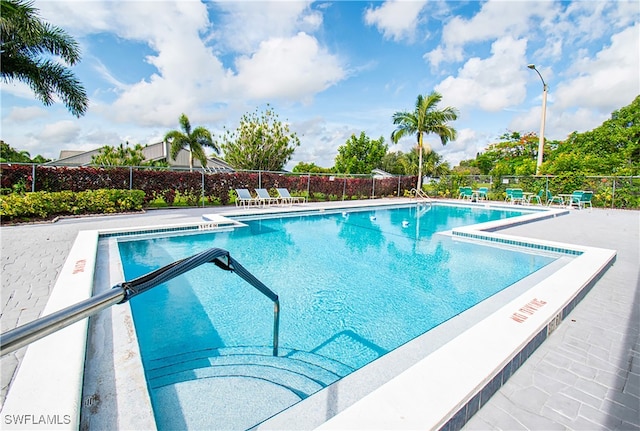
0, 189, 145, 222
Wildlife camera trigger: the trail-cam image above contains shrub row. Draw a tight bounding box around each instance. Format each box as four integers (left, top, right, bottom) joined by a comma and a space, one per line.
0, 189, 145, 222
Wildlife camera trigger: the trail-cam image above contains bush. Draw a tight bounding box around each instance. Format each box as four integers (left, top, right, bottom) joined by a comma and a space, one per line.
0, 189, 145, 222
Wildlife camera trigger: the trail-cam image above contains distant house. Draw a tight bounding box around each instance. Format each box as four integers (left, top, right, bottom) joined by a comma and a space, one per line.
46, 141, 234, 172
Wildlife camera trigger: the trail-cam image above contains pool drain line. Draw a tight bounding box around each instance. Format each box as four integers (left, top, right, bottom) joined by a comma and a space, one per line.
0, 248, 280, 357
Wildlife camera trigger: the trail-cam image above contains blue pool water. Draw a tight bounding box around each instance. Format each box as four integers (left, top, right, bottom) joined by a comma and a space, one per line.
118, 204, 556, 429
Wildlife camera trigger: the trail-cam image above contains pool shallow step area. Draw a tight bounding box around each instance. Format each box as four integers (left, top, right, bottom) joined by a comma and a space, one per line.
146, 346, 354, 429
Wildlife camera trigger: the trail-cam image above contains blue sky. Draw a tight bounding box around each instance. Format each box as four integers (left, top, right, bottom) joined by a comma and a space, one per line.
2, 0, 639, 169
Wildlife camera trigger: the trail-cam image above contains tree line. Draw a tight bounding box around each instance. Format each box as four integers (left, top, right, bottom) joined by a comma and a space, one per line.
458, 95, 639, 179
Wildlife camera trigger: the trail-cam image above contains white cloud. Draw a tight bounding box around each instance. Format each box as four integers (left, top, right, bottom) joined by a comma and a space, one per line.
211, 1, 320, 54
83, 128, 124, 147
510, 105, 609, 143
38, 121, 81, 144
288, 117, 360, 169
554, 23, 640, 112
36, 1, 114, 35
91, 58, 129, 91
364, 0, 427, 42
435, 36, 529, 111
425, 0, 554, 67
89, 3, 225, 126
35, 1, 346, 130
232, 32, 346, 102
438, 128, 491, 166
1, 81, 39, 101
34, 1, 222, 127
7, 106, 48, 122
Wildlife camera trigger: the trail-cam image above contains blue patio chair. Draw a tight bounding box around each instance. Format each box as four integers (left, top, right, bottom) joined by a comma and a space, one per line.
546, 191, 564, 207
567, 191, 584, 209
477, 187, 489, 200
528, 190, 544, 205
458, 186, 473, 200
509, 189, 525, 205
569, 190, 593, 210
505, 188, 514, 202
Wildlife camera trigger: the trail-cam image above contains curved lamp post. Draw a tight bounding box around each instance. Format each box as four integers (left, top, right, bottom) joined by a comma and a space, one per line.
528, 64, 548, 175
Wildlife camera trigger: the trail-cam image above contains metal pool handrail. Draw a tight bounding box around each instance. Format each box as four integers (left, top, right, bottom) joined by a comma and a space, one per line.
0, 248, 280, 357
411, 188, 432, 202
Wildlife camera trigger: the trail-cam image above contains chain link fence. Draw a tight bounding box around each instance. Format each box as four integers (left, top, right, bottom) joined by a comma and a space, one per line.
2, 163, 638, 208
423, 174, 640, 208
0, 163, 417, 207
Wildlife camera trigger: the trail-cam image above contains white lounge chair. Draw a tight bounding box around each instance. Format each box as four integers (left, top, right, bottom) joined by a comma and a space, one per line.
255, 188, 279, 206
276, 188, 305, 205
234, 188, 259, 207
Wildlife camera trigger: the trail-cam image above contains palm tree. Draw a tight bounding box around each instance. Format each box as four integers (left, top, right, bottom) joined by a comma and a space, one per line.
164, 113, 219, 171
421, 146, 451, 177
391, 91, 458, 190
404, 145, 451, 178
1, 0, 88, 117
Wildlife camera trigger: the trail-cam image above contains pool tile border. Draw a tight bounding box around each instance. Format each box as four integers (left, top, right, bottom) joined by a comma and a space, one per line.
452, 231, 583, 256
99, 216, 246, 239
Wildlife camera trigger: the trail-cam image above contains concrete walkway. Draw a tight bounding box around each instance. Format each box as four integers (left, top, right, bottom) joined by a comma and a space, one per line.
464, 207, 640, 430
1, 203, 638, 429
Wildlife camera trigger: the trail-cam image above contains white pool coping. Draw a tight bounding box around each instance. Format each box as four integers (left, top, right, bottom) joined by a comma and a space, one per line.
0, 200, 616, 430
1, 230, 98, 430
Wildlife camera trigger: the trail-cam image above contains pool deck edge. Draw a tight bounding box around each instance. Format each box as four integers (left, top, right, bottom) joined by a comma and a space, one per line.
0, 230, 98, 430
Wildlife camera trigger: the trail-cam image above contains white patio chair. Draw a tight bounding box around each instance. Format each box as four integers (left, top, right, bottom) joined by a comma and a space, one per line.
276, 188, 305, 205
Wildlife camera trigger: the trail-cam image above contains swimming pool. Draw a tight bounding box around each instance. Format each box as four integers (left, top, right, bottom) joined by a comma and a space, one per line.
117, 204, 559, 430
4, 198, 616, 430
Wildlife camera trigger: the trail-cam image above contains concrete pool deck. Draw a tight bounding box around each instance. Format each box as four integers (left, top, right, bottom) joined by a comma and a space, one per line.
0, 199, 638, 429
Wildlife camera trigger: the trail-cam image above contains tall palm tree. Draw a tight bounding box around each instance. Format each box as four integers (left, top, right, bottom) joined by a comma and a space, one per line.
1, 0, 88, 117
391, 91, 458, 189
164, 113, 219, 171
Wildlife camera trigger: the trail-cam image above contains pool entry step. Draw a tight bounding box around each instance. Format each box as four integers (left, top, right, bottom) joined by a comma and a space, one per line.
145, 346, 354, 430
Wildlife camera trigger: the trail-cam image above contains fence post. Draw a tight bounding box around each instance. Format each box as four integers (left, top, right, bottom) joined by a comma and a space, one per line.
397, 176, 401, 197
307, 174, 311, 200
612, 177, 616, 209
31, 164, 36, 192
545, 176, 549, 201
129, 167, 133, 190
259, 170, 262, 189
201, 170, 205, 207
342, 177, 346, 201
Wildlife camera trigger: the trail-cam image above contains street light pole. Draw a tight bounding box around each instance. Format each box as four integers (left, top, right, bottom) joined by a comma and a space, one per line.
528, 64, 547, 175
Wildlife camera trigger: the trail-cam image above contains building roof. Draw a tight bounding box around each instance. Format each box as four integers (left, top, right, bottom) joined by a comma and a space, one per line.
372, 168, 394, 178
